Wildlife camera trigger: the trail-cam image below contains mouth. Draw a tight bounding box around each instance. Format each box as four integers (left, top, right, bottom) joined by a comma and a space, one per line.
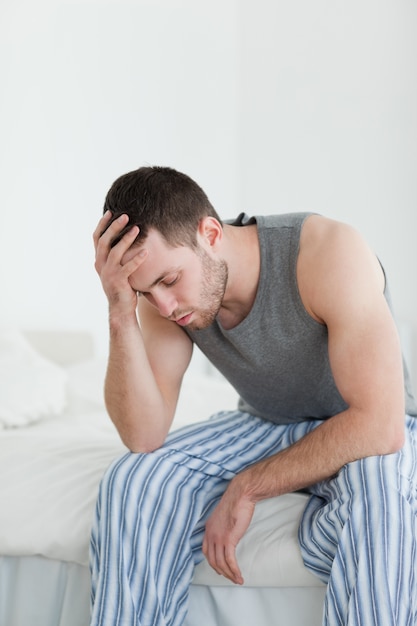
175, 313, 193, 327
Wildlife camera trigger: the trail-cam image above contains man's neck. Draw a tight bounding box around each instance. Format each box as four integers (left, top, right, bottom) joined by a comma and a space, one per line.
217, 223, 260, 330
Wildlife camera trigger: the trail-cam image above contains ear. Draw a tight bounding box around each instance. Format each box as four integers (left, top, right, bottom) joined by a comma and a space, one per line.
197, 217, 223, 251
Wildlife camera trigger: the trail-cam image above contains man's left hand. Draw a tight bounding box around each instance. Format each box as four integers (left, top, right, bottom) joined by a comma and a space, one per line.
202, 479, 255, 585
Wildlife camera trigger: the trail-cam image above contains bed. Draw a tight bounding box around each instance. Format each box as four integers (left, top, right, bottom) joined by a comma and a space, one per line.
0, 328, 329, 626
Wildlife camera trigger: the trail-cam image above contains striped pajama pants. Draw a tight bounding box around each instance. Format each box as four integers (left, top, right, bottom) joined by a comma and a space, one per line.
89, 411, 417, 626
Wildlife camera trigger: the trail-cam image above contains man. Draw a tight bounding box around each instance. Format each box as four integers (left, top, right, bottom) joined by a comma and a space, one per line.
91, 165, 417, 626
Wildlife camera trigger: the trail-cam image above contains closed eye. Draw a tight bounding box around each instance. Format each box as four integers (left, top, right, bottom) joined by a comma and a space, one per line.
134, 280, 176, 298
162, 274, 179, 287
134, 270, 180, 297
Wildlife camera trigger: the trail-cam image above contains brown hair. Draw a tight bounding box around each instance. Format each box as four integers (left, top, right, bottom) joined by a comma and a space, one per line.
102, 166, 222, 248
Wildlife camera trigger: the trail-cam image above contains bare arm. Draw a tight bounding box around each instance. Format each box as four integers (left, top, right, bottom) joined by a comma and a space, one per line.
203, 216, 405, 583
93, 212, 193, 452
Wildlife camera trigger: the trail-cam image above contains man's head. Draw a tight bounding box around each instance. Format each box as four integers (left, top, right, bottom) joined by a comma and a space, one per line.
103, 165, 223, 249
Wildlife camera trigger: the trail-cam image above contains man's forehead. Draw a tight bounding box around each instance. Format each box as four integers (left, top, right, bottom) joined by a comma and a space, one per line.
125, 230, 196, 289
122, 228, 170, 262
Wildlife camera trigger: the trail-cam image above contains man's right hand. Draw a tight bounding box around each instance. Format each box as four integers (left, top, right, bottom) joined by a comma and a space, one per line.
92, 210, 193, 452
93, 211, 148, 316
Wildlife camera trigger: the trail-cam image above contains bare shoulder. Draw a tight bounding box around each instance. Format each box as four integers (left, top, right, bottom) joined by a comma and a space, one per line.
300, 214, 369, 255
298, 215, 385, 323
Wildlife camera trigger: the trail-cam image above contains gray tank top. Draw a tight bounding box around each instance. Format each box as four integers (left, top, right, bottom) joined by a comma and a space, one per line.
185, 213, 417, 424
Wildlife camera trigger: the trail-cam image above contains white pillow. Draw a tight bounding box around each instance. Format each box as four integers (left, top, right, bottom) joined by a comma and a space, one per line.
66, 357, 107, 408
0, 330, 68, 428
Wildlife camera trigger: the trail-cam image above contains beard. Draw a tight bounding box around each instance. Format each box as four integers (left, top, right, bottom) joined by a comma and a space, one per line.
188, 248, 228, 331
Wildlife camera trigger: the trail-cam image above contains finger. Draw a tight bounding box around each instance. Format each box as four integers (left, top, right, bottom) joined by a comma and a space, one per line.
95, 213, 138, 253
213, 543, 234, 583
206, 540, 238, 584
214, 542, 231, 579
202, 535, 223, 577
122, 249, 148, 277
93, 213, 126, 266
105, 233, 141, 286
99, 213, 130, 246
202, 535, 207, 556
207, 539, 243, 585
92, 210, 113, 247
224, 544, 243, 585
110, 222, 140, 252
96, 219, 139, 270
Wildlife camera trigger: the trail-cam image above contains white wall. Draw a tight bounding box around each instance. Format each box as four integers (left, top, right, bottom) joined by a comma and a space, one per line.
0, 0, 416, 388
237, 0, 417, 388
0, 0, 239, 353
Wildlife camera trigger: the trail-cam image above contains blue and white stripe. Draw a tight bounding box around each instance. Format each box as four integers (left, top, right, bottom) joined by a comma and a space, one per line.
299, 414, 417, 625
90, 412, 417, 626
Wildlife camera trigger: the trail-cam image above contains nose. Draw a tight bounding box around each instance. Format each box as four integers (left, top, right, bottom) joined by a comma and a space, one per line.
151, 290, 177, 319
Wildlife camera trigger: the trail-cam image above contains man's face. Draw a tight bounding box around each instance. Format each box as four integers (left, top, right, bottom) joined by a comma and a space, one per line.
124, 229, 228, 330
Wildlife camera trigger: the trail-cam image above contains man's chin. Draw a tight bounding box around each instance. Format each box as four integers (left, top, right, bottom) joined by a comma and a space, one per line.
187, 314, 217, 332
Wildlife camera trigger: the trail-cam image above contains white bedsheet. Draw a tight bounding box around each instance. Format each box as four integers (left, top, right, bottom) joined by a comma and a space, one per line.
0, 555, 326, 626
0, 420, 125, 565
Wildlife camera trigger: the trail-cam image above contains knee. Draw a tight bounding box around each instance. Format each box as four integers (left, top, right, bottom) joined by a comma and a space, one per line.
98, 451, 148, 505
336, 453, 406, 514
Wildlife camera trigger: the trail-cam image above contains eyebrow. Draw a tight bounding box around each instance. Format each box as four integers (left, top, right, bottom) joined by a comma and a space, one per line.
141, 267, 180, 293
